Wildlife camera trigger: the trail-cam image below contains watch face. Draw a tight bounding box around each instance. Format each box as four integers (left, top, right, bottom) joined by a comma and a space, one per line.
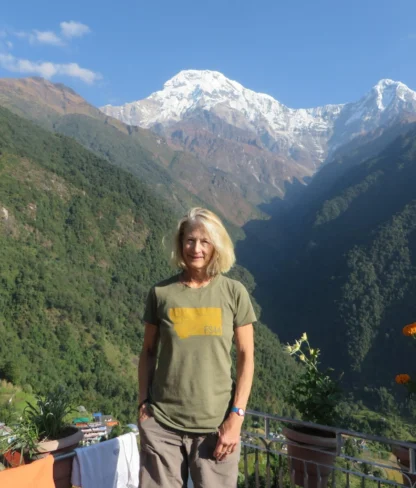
238, 408, 244, 416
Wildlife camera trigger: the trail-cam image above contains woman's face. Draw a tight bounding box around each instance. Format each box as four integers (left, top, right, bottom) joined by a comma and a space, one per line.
182, 223, 215, 273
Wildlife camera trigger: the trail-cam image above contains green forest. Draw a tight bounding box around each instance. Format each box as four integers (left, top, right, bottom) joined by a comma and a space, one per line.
239, 125, 416, 423
1, 90, 416, 439
0, 106, 296, 422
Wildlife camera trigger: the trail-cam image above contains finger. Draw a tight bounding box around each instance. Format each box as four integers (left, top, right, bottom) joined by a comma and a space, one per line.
225, 443, 236, 456
213, 438, 224, 459
227, 443, 236, 454
218, 449, 230, 461
139, 413, 150, 423
217, 444, 234, 461
217, 450, 227, 461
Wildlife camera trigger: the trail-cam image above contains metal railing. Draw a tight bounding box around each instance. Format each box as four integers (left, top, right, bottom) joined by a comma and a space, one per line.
50, 410, 416, 488
241, 410, 416, 488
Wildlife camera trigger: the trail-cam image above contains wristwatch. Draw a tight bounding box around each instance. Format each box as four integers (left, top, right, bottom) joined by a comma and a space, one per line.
231, 406, 245, 417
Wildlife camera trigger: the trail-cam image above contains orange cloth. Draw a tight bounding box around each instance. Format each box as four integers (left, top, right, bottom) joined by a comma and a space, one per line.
0, 454, 55, 488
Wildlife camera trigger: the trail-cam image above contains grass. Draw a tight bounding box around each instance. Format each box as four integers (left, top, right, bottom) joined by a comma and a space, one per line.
0, 381, 92, 426
0, 381, 36, 416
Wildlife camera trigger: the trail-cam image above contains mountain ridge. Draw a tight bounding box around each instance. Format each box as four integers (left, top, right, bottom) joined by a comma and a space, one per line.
0, 76, 263, 226
101, 70, 416, 162
101, 70, 416, 203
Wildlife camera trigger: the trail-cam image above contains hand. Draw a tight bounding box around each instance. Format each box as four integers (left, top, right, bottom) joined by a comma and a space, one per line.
138, 403, 152, 424
213, 413, 243, 461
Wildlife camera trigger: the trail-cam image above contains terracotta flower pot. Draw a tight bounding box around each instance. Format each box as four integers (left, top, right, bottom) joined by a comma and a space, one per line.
34, 426, 83, 457
283, 426, 337, 488
392, 445, 416, 487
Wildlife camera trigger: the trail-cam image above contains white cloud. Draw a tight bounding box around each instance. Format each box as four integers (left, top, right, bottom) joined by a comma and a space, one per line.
0, 31, 13, 52
32, 30, 64, 46
15, 30, 64, 46
60, 21, 90, 39
0, 53, 101, 84
59, 63, 100, 84
13, 21, 91, 47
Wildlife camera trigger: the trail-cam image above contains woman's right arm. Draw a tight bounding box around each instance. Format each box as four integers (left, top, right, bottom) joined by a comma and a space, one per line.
138, 323, 159, 421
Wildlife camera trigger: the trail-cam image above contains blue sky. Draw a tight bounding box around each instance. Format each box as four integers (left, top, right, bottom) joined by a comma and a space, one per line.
1, 0, 415, 109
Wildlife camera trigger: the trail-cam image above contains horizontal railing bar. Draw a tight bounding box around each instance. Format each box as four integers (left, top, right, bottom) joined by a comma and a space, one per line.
246, 410, 416, 449
242, 438, 407, 478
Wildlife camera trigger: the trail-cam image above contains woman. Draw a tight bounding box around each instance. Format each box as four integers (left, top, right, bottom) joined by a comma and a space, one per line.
138, 207, 255, 488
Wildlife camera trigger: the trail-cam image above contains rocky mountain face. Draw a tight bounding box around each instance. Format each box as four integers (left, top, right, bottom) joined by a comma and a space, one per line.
0, 77, 262, 226
101, 71, 416, 202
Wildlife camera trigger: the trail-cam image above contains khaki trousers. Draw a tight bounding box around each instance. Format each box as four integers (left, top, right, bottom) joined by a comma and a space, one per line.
139, 416, 240, 488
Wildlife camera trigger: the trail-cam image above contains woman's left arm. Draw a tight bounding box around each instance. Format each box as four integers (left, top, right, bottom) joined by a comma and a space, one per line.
214, 324, 254, 461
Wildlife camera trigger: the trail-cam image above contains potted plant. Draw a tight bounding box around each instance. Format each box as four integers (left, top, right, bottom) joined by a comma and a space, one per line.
0, 387, 83, 486
283, 333, 342, 488
393, 322, 416, 486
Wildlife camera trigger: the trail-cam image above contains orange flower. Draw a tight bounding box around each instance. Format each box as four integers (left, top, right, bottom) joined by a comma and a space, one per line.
396, 374, 411, 385
403, 323, 416, 336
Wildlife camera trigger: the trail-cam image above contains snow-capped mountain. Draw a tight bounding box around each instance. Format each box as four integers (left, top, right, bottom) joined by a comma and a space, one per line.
101, 71, 416, 197
329, 79, 416, 153
101, 70, 342, 167
101, 70, 342, 135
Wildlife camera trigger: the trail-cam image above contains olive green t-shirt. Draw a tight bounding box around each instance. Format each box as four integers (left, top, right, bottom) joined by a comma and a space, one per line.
143, 273, 256, 433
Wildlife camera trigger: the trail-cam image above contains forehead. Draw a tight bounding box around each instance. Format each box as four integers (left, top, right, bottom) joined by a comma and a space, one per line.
183, 222, 210, 239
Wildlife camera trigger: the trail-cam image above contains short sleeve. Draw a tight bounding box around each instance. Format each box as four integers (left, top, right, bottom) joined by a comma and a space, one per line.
233, 282, 257, 328
143, 287, 159, 326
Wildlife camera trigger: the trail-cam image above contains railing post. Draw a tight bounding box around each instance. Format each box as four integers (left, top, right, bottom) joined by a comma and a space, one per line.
255, 448, 260, 488
336, 432, 343, 456
278, 454, 283, 488
266, 449, 271, 488
265, 417, 270, 439
410, 447, 416, 474
244, 444, 249, 488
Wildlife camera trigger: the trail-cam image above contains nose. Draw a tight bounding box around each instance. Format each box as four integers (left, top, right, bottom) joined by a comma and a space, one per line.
194, 240, 202, 253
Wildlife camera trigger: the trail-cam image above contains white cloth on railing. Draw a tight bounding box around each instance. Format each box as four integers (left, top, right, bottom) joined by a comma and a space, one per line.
71, 432, 139, 488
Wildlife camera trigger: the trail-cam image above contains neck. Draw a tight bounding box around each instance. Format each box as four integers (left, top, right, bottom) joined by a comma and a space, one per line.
182, 269, 212, 285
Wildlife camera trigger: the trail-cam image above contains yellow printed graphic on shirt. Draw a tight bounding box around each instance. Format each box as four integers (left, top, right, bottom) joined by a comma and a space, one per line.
168, 307, 222, 339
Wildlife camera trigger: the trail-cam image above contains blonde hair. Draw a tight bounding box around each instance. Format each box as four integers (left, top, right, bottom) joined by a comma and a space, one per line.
172, 208, 235, 275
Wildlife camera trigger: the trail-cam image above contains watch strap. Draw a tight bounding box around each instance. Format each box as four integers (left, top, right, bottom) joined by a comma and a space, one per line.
231, 406, 245, 417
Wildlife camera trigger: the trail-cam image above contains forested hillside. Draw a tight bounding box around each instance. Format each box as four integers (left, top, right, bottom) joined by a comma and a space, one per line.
0, 77, 262, 227
239, 125, 416, 413
0, 106, 296, 421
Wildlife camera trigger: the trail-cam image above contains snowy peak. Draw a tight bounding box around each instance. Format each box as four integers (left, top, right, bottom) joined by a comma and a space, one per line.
101, 69, 342, 140
363, 79, 416, 111
100, 70, 416, 170
339, 78, 416, 133
162, 69, 246, 95
128, 69, 289, 130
